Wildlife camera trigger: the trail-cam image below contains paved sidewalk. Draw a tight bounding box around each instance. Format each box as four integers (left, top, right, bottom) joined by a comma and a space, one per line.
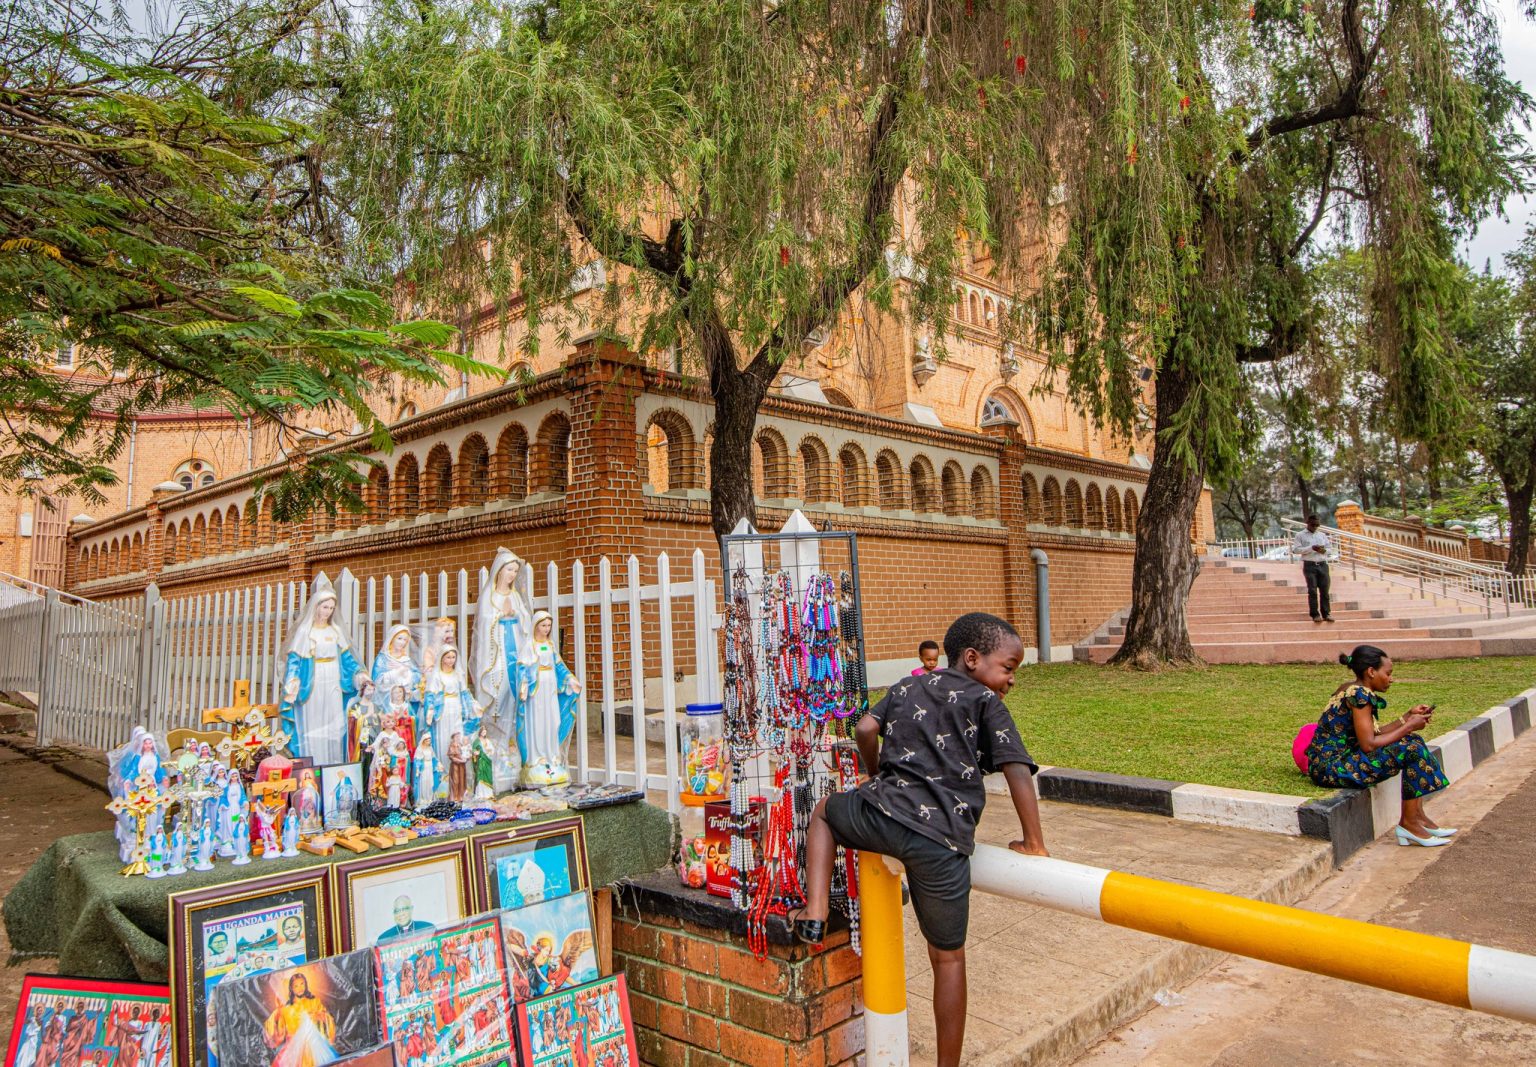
903, 795, 1334, 1067
1071, 727, 1536, 1066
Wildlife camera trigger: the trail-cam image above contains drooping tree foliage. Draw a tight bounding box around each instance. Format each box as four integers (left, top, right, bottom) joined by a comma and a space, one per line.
317, 0, 1208, 539
0, 0, 485, 514
1034, 0, 1530, 666
281, 0, 1525, 664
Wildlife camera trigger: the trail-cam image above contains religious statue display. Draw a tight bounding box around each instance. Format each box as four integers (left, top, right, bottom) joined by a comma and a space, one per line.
471, 549, 532, 791
108, 728, 170, 862
424, 645, 474, 768
370, 624, 422, 725
420, 615, 458, 676
278, 574, 362, 765
516, 610, 583, 787
293, 769, 324, 837
346, 675, 380, 764
413, 734, 441, 806
369, 728, 411, 809
447, 730, 471, 803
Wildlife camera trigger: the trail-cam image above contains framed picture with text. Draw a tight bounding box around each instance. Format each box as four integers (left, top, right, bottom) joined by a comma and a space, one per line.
168, 867, 335, 1067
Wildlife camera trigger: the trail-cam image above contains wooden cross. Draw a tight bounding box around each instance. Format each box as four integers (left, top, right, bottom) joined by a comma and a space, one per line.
202, 680, 278, 727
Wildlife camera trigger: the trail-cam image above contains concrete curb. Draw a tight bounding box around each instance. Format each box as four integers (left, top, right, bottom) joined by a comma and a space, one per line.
989, 685, 1536, 867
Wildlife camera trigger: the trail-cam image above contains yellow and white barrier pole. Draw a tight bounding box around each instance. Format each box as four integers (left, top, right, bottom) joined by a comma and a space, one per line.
859, 850, 910, 1066
970, 844, 1536, 1023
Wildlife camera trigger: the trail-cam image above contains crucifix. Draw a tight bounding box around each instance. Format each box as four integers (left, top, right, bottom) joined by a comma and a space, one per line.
105, 774, 171, 877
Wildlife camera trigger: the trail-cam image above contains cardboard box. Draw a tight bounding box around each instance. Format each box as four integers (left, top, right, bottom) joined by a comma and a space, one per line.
704, 798, 764, 898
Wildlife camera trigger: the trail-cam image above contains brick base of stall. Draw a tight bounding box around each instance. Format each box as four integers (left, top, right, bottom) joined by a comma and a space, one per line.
613, 873, 865, 1066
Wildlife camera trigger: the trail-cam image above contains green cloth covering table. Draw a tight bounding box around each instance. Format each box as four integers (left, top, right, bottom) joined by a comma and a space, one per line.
3, 803, 675, 981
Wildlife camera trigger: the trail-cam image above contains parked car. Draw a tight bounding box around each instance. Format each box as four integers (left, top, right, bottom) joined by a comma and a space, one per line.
1221, 546, 1254, 558
1260, 545, 1294, 560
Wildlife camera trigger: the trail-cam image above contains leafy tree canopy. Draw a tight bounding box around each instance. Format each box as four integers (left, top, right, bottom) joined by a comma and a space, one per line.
0, 0, 491, 515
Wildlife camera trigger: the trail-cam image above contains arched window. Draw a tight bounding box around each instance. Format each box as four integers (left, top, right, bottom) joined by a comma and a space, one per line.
941, 461, 967, 516
423, 444, 453, 511
1123, 489, 1139, 533
368, 466, 391, 523
968, 292, 980, 324
643, 410, 700, 493
839, 444, 871, 508
823, 388, 855, 409
876, 450, 905, 509
177, 519, 192, 563
1042, 477, 1063, 525
1085, 484, 1104, 530
1064, 480, 1084, 527
970, 466, 997, 520
172, 459, 216, 491
534, 413, 572, 494
1021, 473, 1040, 522
162, 523, 177, 566
459, 434, 491, 505
207, 509, 223, 554
799, 437, 834, 503
983, 297, 996, 327
394, 454, 420, 517
395, 402, 419, 422
1105, 488, 1122, 533
130, 532, 143, 571
910, 456, 939, 513
496, 424, 530, 500
754, 428, 791, 499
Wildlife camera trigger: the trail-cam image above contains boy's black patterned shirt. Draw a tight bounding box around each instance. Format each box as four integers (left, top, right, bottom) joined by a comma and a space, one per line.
856, 667, 1036, 855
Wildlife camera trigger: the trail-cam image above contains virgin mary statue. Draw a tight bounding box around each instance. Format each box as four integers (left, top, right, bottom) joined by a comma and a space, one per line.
279, 574, 362, 765
470, 547, 530, 791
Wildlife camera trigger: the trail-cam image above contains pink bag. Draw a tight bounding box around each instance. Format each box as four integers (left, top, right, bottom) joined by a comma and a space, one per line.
1292, 722, 1318, 772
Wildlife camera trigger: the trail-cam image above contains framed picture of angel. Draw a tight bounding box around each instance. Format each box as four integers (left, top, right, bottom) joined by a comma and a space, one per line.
497, 890, 599, 1003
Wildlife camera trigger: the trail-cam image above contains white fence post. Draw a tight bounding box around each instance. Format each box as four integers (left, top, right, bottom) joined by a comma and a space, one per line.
139, 585, 162, 730
36, 589, 60, 746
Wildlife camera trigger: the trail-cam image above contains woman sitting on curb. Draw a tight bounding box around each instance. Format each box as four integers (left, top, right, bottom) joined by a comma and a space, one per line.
1304, 644, 1456, 847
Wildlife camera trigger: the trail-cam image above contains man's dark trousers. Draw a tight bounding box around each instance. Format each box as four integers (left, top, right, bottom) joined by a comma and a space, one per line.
1303, 560, 1331, 620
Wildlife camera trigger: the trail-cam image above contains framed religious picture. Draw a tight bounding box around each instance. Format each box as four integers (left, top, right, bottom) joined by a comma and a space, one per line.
498, 890, 599, 1003
321, 762, 366, 831
470, 815, 589, 912
209, 950, 381, 1067
514, 974, 637, 1067
168, 868, 335, 1067
375, 914, 514, 1067
333, 839, 473, 951
5, 974, 172, 1067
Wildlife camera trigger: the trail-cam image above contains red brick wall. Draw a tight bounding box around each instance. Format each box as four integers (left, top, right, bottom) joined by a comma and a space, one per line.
612, 911, 863, 1066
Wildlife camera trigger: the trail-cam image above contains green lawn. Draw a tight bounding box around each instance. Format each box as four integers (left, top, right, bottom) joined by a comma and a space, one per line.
1000, 657, 1536, 796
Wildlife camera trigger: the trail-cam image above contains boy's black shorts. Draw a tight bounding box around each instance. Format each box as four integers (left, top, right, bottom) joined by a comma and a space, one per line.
824, 789, 970, 951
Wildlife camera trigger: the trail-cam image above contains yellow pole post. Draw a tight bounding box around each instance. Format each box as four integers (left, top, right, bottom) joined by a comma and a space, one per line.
858, 850, 910, 1066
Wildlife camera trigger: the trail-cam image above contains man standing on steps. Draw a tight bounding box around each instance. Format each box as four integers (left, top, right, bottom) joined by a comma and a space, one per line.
1292, 514, 1334, 623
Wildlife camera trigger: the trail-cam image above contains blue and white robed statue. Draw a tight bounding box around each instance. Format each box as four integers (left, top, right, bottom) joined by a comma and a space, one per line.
470, 547, 531, 791
371, 623, 422, 726
279, 574, 361, 765
424, 645, 475, 767
516, 609, 583, 787
108, 727, 169, 861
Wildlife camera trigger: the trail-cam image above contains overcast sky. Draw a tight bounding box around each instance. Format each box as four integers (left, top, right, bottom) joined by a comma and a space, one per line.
1461, 0, 1536, 273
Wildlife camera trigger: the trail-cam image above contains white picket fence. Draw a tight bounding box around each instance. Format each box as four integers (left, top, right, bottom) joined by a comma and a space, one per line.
1, 552, 720, 814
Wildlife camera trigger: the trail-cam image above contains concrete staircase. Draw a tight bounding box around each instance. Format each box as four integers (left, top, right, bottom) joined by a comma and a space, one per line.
1075, 557, 1536, 664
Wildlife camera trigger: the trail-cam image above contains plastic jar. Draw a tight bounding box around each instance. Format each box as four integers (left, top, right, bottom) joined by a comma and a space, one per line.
680, 702, 727, 803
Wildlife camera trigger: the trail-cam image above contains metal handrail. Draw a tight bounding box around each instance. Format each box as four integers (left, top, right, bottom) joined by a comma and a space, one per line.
1274, 520, 1536, 618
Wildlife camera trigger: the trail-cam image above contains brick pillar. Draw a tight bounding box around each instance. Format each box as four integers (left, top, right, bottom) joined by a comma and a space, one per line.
1334, 500, 1365, 535
285, 444, 316, 582
991, 427, 1036, 647
614, 876, 865, 1066
565, 334, 646, 565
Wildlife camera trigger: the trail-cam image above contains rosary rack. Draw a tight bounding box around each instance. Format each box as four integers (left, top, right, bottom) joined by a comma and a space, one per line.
718, 515, 868, 955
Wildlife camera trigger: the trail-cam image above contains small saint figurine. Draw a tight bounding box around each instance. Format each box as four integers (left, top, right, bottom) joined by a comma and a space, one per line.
194, 820, 215, 871
385, 685, 417, 753
231, 815, 251, 865
413, 734, 440, 808
281, 809, 300, 856
346, 675, 380, 762
167, 821, 188, 875
254, 797, 281, 860
216, 770, 247, 858
145, 829, 167, 879
447, 731, 471, 803
469, 730, 496, 801
516, 610, 583, 788
294, 769, 324, 837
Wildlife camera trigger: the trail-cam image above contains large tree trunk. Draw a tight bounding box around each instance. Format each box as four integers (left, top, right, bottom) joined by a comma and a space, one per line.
1110, 358, 1207, 669
708, 359, 772, 539
1295, 472, 1312, 519
1502, 475, 1532, 581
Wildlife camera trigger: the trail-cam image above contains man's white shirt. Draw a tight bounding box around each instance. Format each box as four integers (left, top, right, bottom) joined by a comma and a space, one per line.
1292, 528, 1330, 562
